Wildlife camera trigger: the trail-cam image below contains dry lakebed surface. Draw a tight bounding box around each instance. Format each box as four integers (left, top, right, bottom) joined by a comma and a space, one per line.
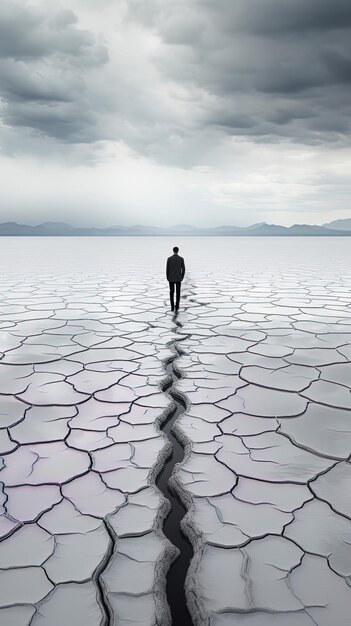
0, 236, 351, 626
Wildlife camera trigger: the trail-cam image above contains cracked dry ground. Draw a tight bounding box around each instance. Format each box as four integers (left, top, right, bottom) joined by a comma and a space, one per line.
1, 240, 351, 626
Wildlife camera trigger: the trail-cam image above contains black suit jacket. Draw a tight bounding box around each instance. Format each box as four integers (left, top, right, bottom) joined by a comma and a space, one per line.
166, 254, 185, 282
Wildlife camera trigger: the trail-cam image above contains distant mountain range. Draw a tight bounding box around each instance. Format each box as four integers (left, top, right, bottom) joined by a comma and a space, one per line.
1, 219, 351, 236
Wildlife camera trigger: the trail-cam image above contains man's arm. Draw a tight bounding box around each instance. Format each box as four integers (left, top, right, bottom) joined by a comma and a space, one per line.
166, 258, 170, 281
181, 258, 185, 280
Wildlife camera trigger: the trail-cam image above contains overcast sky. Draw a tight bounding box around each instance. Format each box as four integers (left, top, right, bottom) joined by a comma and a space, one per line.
0, 0, 350, 227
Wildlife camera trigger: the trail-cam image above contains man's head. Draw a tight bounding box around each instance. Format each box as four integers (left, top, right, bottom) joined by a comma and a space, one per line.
173, 246, 179, 254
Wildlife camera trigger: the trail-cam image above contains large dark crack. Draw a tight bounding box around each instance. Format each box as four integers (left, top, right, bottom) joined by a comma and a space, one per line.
156, 321, 194, 625
94, 518, 116, 625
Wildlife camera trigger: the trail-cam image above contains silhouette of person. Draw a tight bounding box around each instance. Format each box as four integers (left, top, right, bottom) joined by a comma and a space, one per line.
166, 246, 185, 312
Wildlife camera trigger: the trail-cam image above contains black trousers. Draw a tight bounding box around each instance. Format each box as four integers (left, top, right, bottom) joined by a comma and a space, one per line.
169, 281, 181, 309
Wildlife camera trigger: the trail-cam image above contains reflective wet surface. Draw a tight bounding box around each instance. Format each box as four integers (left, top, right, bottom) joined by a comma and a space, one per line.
0, 237, 351, 625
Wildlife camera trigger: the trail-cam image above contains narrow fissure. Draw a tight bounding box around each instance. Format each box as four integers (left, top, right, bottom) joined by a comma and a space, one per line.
157, 330, 194, 625
94, 518, 116, 625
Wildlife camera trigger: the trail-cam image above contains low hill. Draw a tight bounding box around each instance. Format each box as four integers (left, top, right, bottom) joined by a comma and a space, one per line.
323, 218, 351, 231
1, 221, 351, 236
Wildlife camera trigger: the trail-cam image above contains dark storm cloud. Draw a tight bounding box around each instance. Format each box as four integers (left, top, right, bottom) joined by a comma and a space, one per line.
1, 0, 351, 163
4, 100, 96, 143
0, 1, 108, 145
125, 0, 351, 150
201, 0, 351, 36
0, 60, 73, 103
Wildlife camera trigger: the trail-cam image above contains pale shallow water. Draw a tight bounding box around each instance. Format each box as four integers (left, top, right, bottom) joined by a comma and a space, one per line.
0, 237, 351, 626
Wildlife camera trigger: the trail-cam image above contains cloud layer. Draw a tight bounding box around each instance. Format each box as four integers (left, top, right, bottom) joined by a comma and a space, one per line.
0, 0, 350, 226
129, 0, 351, 148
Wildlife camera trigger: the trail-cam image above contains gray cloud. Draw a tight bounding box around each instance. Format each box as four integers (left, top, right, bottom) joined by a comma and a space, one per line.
123, 0, 351, 152
1, 0, 351, 167
136, 0, 351, 39
209, 0, 351, 35
0, 2, 107, 62
0, 0, 350, 231
0, 1, 108, 146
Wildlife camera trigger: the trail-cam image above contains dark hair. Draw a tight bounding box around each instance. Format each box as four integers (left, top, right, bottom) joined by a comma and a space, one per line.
173, 246, 179, 253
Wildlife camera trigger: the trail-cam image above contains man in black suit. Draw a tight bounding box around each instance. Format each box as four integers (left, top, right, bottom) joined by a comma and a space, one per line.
166, 246, 185, 312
